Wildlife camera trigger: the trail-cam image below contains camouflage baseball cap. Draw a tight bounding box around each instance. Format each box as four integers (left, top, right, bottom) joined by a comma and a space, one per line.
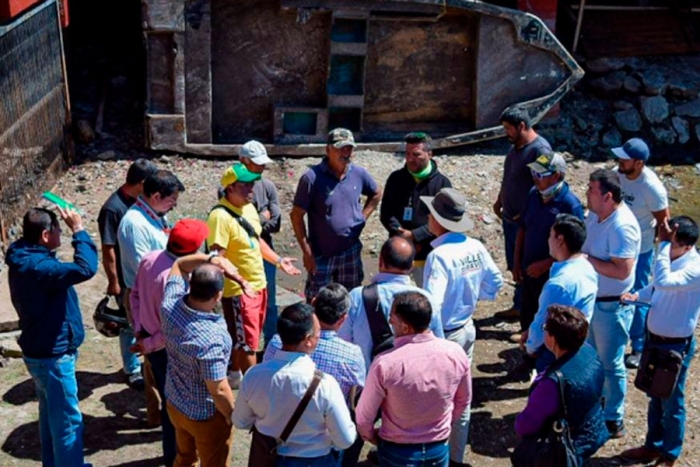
327, 128, 356, 148
527, 152, 567, 174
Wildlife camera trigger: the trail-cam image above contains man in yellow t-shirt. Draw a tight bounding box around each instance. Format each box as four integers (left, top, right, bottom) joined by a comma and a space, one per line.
207, 163, 300, 380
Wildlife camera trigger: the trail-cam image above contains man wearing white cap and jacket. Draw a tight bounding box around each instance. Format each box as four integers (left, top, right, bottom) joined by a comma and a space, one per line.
238, 140, 283, 348
422, 188, 503, 467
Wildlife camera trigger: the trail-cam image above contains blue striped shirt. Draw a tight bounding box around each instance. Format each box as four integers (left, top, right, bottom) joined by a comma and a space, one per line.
264, 330, 366, 404
162, 275, 232, 420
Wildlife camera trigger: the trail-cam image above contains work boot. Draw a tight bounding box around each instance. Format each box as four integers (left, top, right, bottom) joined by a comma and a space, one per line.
625, 351, 641, 369
620, 446, 661, 463
606, 420, 627, 439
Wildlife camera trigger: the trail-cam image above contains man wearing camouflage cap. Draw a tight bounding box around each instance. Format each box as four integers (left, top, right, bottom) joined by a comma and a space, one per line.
291, 128, 382, 301
514, 152, 584, 350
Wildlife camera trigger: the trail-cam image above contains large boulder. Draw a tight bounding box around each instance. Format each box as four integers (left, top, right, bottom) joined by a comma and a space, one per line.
675, 99, 700, 118
614, 108, 643, 133
589, 72, 626, 98
667, 82, 699, 100
586, 58, 626, 74
695, 123, 700, 144
602, 127, 622, 148
638, 67, 667, 95
651, 125, 676, 145
639, 96, 669, 124
623, 76, 642, 94
671, 117, 690, 144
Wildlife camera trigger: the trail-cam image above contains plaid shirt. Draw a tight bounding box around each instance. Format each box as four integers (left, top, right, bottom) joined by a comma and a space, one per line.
162, 275, 232, 420
264, 330, 366, 404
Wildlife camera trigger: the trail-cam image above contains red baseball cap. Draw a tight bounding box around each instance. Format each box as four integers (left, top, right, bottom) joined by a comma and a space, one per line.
168, 219, 209, 255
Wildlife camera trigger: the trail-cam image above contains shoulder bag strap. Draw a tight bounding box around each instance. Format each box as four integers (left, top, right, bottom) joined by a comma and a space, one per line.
210, 204, 259, 239
278, 370, 324, 443
362, 283, 392, 347
554, 370, 569, 420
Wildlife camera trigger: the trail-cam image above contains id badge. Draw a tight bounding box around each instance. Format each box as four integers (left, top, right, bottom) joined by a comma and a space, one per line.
403, 207, 413, 221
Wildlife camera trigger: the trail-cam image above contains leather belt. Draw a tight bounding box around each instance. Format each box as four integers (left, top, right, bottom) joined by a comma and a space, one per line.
595, 295, 621, 303
649, 332, 690, 344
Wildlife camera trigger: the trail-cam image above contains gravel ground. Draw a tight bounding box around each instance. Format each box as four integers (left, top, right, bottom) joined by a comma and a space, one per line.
0, 151, 699, 467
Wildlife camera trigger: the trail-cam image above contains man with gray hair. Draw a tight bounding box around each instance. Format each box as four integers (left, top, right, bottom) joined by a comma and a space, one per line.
238, 140, 282, 346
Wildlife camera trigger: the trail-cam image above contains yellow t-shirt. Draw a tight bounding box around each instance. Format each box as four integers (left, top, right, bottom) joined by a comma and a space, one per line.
207, 199, 266, 297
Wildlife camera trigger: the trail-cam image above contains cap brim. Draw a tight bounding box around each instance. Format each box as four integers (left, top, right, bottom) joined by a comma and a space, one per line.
420, 196, 474, 232
237, 172, 262, 183
332, 141, 357, 148
611, 147, 631, 159
526, 162, 550, 173
250, 154, 273, 165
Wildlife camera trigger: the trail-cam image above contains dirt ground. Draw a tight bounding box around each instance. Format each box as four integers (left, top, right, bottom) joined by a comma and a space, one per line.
1, 152, 699, 467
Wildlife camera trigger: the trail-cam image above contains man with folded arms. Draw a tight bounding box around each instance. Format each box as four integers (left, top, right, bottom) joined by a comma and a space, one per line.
356, 292, 471, 467
582, 169, 641, 439
620, 216, 700, 467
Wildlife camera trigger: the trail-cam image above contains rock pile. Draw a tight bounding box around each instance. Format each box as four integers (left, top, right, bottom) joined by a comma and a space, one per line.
555, 56, 700, 162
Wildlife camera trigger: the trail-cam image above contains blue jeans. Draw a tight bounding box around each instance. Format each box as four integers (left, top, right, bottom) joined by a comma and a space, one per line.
146, 349, 175, 467
587, 301, 634, 422
629, 249, 654, 353
276, 452, 338, 467
24, 352, 86, 467
262, 260, 279, 345
645, 337, 696, 460
378, 439, 449, 467
119, 326, 141, 375
445, 319, 475, 463
502, 218, 522, 309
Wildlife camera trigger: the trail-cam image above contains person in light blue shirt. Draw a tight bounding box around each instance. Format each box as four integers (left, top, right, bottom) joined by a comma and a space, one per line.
339, 237, 444, 370
524, 214, 598, 372
421, 188, 503, 467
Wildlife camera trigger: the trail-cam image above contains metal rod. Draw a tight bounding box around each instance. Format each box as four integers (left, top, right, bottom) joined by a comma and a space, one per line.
572, 0, 586, 53
571, 5, 700, 12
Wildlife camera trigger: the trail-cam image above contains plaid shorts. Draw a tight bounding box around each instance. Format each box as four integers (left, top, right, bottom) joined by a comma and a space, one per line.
305, 242, 364, 301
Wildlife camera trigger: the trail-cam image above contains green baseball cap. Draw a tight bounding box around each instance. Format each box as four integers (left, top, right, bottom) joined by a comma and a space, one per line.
327, 128, 357, 148
220, 163, 261, 187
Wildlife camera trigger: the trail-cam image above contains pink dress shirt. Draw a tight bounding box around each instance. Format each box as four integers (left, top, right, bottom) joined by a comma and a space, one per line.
130, 249, 176, 353
355, 332, 471, 444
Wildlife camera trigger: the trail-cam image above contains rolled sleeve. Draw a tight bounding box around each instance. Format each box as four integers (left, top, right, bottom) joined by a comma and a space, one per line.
198, 342, 229, 382
323, 378, 356, 450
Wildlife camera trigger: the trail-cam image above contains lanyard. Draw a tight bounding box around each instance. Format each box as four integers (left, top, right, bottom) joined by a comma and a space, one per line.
135, 197, 170, 234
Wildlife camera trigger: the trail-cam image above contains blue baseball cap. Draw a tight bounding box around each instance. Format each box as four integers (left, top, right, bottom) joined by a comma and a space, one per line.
611, 138, 650, 162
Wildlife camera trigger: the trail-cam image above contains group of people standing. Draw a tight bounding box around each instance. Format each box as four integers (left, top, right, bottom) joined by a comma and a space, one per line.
4, 107, 700, 467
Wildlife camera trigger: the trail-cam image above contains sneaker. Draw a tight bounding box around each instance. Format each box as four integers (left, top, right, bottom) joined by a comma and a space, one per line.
495, 307, 520, 321
127, 372, 145, 391
606, 420, 627, 439
620, 446, 661, 463
625, 351, 641, 369
228, 370, 242, 390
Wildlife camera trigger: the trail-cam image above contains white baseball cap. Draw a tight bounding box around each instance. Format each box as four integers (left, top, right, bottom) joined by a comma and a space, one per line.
239, 140, 272, 165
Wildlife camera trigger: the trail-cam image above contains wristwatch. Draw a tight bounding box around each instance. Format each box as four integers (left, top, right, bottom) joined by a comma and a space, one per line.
207, 251, 218, 263
276, 256, 283, 268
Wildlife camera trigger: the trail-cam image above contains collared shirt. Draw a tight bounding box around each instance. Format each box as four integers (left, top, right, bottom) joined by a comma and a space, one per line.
526, 256, 598, 354
582, 204, 640, 297
5, 231, 98, 358
339, 273, 444, 369
130, 249, 176, 354
117, 196, 170, 288
638, 243, 700, 338
519, 183, 584, 267
98, 188, 135, 289
293, 159, 379, 258
233, 351, 356, 457
355, 332, 471, 445
264, 330, 366, 405
162, 276, 231, 421
619, 167, 668, 253
206, 198, 266, 297
424, 233, 503, 331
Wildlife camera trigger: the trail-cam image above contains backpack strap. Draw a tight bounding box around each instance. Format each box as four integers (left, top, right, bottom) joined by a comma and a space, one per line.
362, 283, 393, 353
278, 370, 324, 443
210, 204, 259, 240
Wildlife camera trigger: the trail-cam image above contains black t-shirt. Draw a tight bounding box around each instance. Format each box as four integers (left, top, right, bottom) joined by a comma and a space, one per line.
97, 189, 135, 288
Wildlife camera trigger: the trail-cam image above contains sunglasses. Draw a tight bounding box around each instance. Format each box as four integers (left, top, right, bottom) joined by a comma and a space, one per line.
531, 169, 553, 180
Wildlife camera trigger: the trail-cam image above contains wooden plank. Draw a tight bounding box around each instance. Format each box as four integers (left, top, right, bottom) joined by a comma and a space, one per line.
281, 0, 443, 16
330, 41, 367, 55
328, 95, 364, 108
143, 0, 185, 31
184, 0, 212, 143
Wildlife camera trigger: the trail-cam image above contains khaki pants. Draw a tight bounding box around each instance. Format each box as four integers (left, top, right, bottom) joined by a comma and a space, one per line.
124, 288, 161, 426
166, 403, 234, 467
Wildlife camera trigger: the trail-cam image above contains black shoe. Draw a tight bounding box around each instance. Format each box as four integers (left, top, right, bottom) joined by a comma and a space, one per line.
606, 420, 626, 439
625, 351, 641, 369
366, 448, 379, 465
127, 372, 145, 391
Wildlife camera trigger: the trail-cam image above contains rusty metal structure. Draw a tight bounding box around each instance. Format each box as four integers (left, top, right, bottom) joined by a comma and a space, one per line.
0, 0, 70, 234
143, 0, 583, 156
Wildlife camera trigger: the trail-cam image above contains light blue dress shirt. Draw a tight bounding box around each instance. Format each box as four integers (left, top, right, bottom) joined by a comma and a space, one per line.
526, 256, 598, 354
338, 273, 444, 369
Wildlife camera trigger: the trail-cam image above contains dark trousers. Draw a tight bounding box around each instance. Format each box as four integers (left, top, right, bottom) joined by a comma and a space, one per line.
520, 273, 549, 332
147, 349, 176, 467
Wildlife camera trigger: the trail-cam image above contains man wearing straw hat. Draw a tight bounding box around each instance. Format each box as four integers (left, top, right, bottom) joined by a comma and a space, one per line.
422, 188, 503, 467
